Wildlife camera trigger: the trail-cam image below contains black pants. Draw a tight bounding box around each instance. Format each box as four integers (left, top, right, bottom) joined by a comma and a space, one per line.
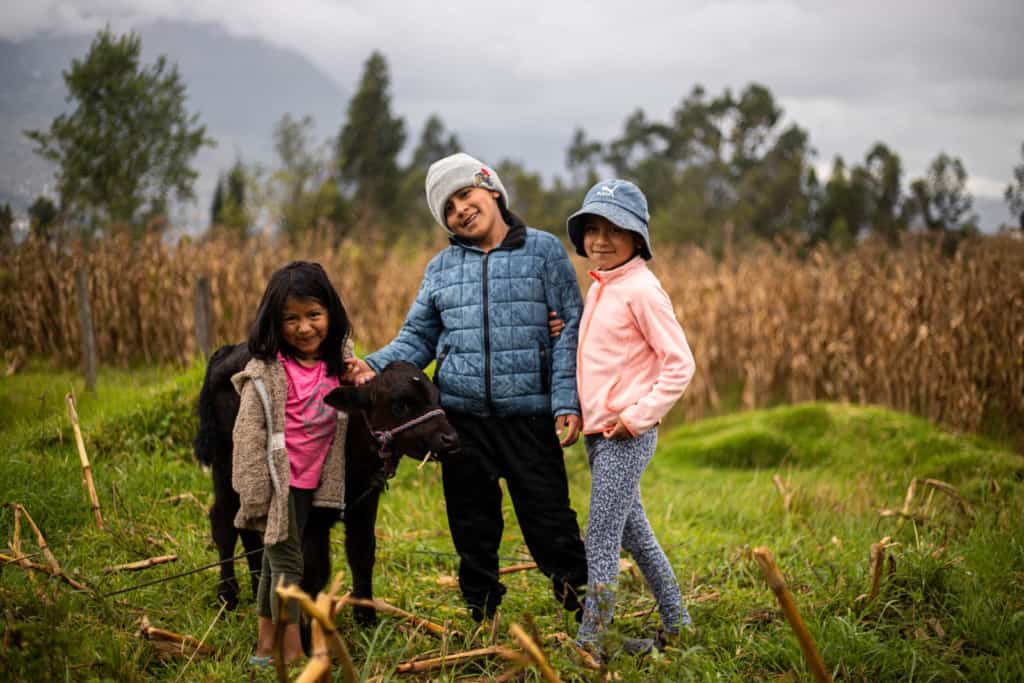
442, 412, 588, 620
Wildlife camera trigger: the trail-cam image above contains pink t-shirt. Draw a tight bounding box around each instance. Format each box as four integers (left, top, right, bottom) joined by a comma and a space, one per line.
278, 353, 341, 489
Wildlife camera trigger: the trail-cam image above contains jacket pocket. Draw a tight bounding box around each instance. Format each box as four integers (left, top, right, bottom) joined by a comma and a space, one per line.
238, 478, 271, 521
538, 342, 550, 394
604, 375, 625, 413
236, 454, 273, 511
434, 345, 450, 388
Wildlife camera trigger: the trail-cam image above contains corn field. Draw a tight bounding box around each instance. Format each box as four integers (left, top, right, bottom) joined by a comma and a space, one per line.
2, 231, 1022, 439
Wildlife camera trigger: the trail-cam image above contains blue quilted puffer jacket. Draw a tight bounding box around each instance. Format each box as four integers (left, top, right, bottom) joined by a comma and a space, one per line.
365, 223, 582, 418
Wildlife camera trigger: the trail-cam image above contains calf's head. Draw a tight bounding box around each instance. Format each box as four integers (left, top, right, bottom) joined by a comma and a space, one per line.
325, 361, 459, 462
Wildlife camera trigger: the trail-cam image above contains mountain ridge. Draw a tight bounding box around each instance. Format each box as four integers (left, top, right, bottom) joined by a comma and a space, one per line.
0, 20, 348, 224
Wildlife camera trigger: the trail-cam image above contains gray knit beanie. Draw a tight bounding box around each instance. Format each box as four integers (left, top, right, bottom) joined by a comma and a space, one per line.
425, 153, 509, 231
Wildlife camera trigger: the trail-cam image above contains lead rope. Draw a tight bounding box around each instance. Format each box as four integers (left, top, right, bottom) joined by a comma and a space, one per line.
362, 408, 447, 479
101, 547, 265, 598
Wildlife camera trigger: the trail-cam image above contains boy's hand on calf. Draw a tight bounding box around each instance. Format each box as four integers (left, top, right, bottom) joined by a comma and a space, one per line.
342, 357, 377, 386
556, 414, 581, 447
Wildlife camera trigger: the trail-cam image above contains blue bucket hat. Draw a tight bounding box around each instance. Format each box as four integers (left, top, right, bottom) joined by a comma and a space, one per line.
566, 179, 653, 260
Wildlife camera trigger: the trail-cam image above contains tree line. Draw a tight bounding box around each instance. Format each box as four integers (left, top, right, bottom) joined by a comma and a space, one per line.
6, 27, 1024, 252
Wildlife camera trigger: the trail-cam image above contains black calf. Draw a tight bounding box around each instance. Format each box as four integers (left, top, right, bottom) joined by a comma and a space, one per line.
194, 344, 457, 623
194, 344, 264, 610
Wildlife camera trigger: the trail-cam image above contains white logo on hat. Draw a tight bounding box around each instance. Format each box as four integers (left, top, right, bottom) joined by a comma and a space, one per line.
597, 184, 617, 197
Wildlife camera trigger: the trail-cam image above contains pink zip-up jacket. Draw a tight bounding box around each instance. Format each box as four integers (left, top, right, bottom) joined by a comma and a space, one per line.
577, 256, 695, 437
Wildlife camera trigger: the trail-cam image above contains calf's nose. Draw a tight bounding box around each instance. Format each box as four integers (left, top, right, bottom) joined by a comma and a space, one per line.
439, 430, 459, 452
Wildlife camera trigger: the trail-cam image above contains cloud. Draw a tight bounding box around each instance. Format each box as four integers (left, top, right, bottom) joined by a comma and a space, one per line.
3, 0, 1022, 219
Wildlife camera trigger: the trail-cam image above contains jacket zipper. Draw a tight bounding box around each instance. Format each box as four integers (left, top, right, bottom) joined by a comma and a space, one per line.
482, 251, 492, 408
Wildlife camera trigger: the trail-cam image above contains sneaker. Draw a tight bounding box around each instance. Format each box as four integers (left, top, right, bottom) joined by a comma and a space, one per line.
578, 635, 655, 661
620, 636, 655, 657
248, 654, 273, 669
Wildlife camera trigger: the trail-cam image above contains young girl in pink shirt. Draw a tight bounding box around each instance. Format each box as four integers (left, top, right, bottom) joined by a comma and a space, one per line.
566, 179, 696, 659
231, 261, 351, 667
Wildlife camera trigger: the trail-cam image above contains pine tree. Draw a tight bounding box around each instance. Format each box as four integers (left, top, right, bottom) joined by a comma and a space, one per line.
28, 196, 58, 241
0, 203, 13, 246
1005, 142, 1024, 229
336, 51, 406, 220
410, 114, 460, 172
227, 161, 246, 210
863, 143, 906, 243
210, 177, 224, 226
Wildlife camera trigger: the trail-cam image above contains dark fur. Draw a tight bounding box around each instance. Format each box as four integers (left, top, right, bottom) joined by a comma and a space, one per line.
194, 343, 457, 625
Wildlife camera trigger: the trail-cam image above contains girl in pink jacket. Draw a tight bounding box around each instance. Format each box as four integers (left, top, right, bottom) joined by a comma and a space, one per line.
566, 179, 695, 659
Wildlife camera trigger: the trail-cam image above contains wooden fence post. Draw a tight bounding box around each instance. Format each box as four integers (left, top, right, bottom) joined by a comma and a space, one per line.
75, 267, 97, 392
194, 275, 213, 359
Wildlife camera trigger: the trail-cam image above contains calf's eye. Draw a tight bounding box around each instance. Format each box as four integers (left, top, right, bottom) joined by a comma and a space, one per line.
391, 399, 410, 418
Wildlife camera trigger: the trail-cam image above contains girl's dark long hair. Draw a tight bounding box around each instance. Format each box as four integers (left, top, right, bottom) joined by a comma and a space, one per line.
247, 261, 350, 377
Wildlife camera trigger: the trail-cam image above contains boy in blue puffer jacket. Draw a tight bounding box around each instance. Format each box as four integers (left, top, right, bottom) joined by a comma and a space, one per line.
345, 153, 587, 621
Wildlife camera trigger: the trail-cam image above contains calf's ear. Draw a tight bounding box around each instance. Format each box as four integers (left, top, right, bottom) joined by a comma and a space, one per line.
325, 385, 372, 412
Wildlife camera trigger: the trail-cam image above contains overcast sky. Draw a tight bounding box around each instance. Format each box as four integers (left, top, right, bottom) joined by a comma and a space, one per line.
4, 0, 1023, 224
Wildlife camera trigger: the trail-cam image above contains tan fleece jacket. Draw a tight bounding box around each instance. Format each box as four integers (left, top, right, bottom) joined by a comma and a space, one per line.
230, 346, 350, 545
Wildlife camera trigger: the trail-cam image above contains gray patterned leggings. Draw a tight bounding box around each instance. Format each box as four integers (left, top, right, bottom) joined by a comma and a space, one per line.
577, 428, 689, 644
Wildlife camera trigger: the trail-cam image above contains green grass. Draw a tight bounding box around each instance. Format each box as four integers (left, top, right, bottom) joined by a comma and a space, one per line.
0, 360, 198, 452
1, 365, 1022, 681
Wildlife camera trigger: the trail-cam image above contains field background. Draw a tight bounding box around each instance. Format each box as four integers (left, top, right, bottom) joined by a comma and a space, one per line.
1, 360, 1022, 681
5, 13, 1023, 680
3, 232, 1023, 444
2, 232, 1023, 680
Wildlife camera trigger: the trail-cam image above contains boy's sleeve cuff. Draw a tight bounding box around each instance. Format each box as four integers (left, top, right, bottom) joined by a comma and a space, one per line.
364, 354, 384, 373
